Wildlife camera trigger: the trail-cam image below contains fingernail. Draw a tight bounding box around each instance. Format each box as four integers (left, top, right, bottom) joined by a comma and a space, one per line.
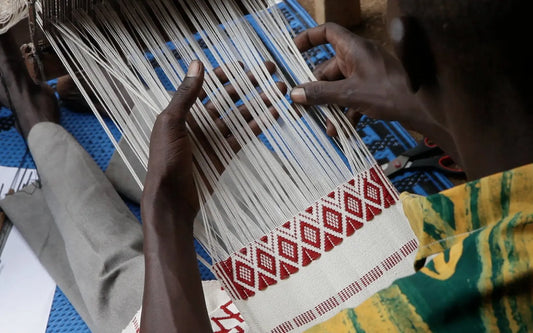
291, 88, 306, 103
187, 61, 202, 78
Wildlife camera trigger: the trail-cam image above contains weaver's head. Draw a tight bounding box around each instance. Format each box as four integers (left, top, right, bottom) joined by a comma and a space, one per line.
386, 0, 531, 121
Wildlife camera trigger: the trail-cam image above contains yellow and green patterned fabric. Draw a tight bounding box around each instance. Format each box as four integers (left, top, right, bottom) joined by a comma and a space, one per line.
308, 164, 533, 332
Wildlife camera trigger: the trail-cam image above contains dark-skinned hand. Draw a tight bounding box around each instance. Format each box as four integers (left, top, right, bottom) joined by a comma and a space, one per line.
140, 60, 284, 332
290, 23, 427, 136
143, 60, 284, 226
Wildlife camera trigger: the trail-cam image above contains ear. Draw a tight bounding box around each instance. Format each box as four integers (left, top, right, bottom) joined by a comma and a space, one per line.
389, 16, 436, 92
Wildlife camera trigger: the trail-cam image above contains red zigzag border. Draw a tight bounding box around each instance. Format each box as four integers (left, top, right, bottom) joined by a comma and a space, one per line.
214, 166, 397, 300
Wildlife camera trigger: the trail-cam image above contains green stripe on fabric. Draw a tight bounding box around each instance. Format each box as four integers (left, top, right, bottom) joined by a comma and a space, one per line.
427, 194, 456, 230
395, 235, 485, 332
509, 295, 526, 333
424, 259, 438, 274
488, 215, 520, 333
468, 181, 482, 230
423, 222, 443, 243
379, 292, 422, 331
504, 213, 523, 268
500, 171, 513, 218
503, 214, 529, 332
346, 308, 366, 333
506, 230, 522, 332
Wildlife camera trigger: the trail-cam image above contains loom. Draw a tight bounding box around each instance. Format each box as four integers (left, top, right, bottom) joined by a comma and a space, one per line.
2, 1, 418, 332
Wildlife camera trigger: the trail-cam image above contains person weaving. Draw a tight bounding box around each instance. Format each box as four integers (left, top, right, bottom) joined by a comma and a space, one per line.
1, 28, 281, 332
138, 0, 533, 331
289, 0, 533, 330
1, 0, 532, 332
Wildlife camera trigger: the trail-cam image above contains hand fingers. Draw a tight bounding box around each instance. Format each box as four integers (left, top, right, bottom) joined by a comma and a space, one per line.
215, 61, 276, 85
236, 83, 287, 120
212, 62, 245, 85
246, 105, 280, 136
214, 83, 286, 136
293, 23, 353, 53
163, 61, 205, 122
313, 57, 344, 81
240, 82, 287, 113
225, 106, 280, 152
198, 62, 244, 101
206, 81, 287, 118
326, 119, 338, 137
199, 61, 277, 100
290, 79, 350, 106
325, 108, 362, 137
345, 108, 362, 126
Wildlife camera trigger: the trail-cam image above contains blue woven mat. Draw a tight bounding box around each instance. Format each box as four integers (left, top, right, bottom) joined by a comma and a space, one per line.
0, 1, 453, 331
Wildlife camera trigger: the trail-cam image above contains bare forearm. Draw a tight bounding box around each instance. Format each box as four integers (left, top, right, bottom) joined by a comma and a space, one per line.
140, 192, 211, 333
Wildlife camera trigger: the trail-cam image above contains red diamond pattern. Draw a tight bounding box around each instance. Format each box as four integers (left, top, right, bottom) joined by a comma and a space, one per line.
364, 179, 382, 205
235, 261, 255, 287
323, 207, 343, 234
214, 166, 398, 300
257, 249, 277, 275
301, 222, 321, 248
344, 193, 363, 218
278, 236, 299, 263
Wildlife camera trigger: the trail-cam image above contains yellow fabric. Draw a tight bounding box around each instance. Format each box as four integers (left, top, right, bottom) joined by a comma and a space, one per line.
307, 164, 533, 332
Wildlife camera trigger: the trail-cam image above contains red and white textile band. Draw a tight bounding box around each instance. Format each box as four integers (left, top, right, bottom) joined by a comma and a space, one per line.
213, 166, 418, 332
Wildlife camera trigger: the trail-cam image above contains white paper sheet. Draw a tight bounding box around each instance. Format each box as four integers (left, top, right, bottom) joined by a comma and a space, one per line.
0, 166, 56, 333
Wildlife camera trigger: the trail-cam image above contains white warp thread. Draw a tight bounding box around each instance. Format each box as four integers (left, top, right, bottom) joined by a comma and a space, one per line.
0, 0, 28, 34
36, 3, 413, 331
37, 0, 399, 262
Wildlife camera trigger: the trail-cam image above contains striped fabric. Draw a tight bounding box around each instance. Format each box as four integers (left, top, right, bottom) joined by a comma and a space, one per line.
307, 163, 533, 332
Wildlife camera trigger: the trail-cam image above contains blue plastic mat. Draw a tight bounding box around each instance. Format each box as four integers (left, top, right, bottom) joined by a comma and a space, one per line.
0, 1, 454, 331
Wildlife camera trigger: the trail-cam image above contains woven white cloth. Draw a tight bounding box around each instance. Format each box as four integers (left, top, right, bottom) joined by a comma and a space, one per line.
237, 205, 417, 332
122, 180, 417, 333
213, 168, 418, 332
0, 0, 28, 34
